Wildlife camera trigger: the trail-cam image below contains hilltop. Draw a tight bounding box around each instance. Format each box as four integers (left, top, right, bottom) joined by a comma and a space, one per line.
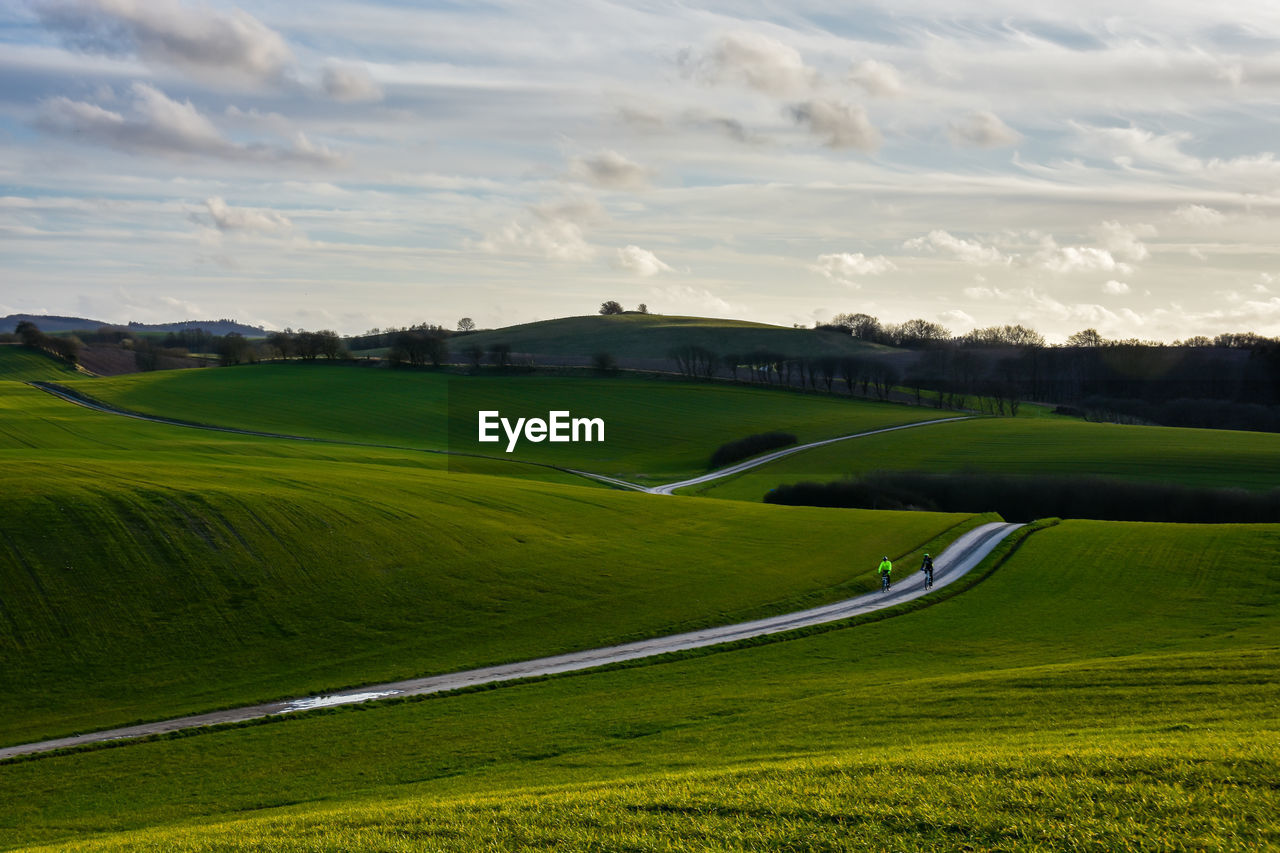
446, 313, 891, 361
1, 314, 269, 338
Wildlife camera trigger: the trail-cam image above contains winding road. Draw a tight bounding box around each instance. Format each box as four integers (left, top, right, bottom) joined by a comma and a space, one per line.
7, 382, 1009, 760
0, 521, 1021, 761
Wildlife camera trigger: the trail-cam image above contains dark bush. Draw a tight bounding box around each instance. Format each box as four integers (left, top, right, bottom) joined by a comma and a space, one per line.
763, 470, 1280, 524
591, 351, 618, 374
710, 431, 797, 469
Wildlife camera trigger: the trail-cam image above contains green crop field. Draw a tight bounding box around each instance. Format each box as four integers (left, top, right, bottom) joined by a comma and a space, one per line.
450, 313, 891, 360
58, 363, 942, 482
0, 345, 78, 381
3, 520, 1275, 850
691, 415, 1280, 499
0, 380, 977, 745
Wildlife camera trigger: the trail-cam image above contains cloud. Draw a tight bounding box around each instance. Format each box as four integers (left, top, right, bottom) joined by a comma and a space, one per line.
947, 110, 1020, 148
203, 197, 292, 232
811, 252, 895, 287
475, 197, 605, 262
938, 309, 975, 327
848, 59, 904, 97
651, 284, 733, 316
683, 31, 817, 97
567, 150, 653, 190
1172, 203, 1225, 225
1095, 220, 1155, 262
1033, 236, 1129, 274
614, 245, 673, 277
1103, 280, 1131, 295
34, 0, 292, 86
323, 63, 383, 103
789, 100, 880, 151
1071, 122, 1201, 171
36, 82, 341, 166
905, 230, 1011, 266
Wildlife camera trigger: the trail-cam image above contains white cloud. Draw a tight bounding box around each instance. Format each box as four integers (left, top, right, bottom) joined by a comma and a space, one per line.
475, 197, 605, 262
614, 245, 673, 277
567, 150, 653, 190
905, 230, 1011, 266
1033, 236, 1129, 274
947, 110, 1020, 148
789, 100, 880, 151
1095, 220, 1155, 262
203, 197, 292, 232
651, 284, 733, 316
811, 252, 895, 287
1103, 279, 1131, 295
1071, 122, 1201, 172
684, 31, 817, 97
939, 308, 975, 327
1172, 203, 1225, 225
34, 0, 292, 86
848, 59, 904, 97
323, 63, 383, 103
36, 83, 340, 165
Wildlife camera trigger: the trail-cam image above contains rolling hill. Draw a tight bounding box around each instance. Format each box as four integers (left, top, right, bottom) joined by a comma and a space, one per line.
3, 519, 1275, 849
443, 313, 890, 361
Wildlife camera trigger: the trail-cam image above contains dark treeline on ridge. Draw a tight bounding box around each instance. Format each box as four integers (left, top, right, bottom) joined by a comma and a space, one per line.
764, 471, 1280, 525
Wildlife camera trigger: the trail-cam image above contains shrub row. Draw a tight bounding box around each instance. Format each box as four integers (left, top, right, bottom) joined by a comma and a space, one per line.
1080, 395, 1280, 433
763, 470, 1280, 524
709, 431, 797, 469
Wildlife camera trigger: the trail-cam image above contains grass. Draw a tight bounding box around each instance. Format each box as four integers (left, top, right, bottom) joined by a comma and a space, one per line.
59, 363, 944, 482
0, 380, 977, 745
2, 519, 1276, 849
0, 345, 78, 381
452, 313, 890, 360
691, 415, 1280, 499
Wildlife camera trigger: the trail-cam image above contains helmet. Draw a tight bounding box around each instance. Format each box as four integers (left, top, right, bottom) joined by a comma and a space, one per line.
882, 556, 889, 561
924, 553, 930, 558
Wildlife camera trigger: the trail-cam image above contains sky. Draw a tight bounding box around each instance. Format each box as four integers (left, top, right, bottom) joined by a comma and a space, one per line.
3, 1, 1280, 341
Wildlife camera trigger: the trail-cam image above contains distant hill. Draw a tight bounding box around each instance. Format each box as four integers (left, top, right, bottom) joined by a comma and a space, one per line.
1, 314, 269, 337
449, 314, 889, 360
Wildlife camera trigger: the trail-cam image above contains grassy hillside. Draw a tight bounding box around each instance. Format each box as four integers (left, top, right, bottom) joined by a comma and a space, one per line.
61, 364, 941, 482
0, 345, 77, 380
446, 313, 888, 360
0, 381, 977, 744
3, 520, 1276, 849
692, 415, 1280, 499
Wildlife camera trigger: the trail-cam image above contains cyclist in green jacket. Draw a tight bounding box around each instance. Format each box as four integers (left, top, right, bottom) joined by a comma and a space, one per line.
878, 556, 893, 592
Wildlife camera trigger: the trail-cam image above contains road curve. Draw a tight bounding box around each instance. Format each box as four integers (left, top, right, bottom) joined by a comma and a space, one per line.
0, 522, 1021, 761
644, 417, 970, 495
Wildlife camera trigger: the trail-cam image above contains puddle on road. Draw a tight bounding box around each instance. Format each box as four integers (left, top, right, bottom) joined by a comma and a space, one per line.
279, 690, 400, 713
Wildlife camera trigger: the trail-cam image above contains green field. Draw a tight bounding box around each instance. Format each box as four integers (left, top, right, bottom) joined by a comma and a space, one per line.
59, 363, 941, 482
691, 416, 1280, 499
0, 380, 978, 745
3, 520, 1275, 850
0, 345, 78, 381
451, 313, 890, 360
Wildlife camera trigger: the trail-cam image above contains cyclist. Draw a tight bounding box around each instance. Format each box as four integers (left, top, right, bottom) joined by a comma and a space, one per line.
878, 556, 893, 592
920, 553, 934, 590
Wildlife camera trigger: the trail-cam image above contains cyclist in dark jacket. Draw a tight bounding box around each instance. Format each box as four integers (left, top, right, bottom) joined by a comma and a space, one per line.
920, 553, 934, 590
